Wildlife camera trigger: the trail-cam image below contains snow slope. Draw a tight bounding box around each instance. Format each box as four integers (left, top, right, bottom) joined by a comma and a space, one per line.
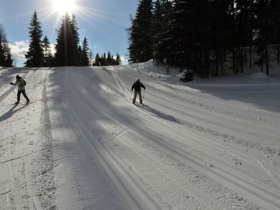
0, 63, 280, 210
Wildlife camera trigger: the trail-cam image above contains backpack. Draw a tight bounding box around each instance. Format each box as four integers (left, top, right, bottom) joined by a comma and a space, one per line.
22, 79, 26, 86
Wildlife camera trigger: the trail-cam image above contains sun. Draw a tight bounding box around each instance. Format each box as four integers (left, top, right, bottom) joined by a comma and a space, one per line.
50, 0, 78, 15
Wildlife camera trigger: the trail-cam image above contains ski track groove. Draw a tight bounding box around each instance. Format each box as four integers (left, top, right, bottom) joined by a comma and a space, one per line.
0, 70, 36, 210
114, 69, 279, 171
138, 98, 280, 190
131, 106, 280, 209
121, 69, 280, 187
145, 80, 280, 187
63, 69, 162, 210
1, 66, 280, 210
148, 88, 279, 139
111, 68, 280, 209
73, 69, 264, 209
0, 69, 54, 210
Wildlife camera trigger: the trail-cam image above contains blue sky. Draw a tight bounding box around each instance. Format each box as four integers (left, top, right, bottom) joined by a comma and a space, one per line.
0, 0, 139, 66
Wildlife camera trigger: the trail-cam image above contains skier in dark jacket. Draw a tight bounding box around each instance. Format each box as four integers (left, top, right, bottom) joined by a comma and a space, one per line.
10, 75, 30, 104
131, 79, 146, 104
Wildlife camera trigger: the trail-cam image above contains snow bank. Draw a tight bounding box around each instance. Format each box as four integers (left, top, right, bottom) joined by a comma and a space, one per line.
133, 60, 280, 87
248, 72, 269, 79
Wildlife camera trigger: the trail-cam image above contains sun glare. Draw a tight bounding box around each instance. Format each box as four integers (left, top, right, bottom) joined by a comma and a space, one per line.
50, 0, 78, 15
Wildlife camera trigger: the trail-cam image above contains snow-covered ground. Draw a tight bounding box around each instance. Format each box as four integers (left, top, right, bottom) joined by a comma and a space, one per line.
0, 63, 280, 210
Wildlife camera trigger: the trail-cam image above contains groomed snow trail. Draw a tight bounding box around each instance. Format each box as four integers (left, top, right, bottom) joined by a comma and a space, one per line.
0, 65, 280, 210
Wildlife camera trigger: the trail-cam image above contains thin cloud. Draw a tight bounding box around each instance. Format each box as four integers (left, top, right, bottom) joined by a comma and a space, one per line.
120, 56, 128, 64
9, 40, 56, 60
9, 40, 29, 59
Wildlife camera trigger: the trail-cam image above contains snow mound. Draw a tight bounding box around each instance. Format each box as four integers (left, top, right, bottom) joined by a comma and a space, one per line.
248, 72, 269, 79
135, 60, 185, 83
142, 59, 154, 68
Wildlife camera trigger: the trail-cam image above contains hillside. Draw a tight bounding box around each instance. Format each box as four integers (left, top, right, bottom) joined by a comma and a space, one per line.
0, 63, 280, 210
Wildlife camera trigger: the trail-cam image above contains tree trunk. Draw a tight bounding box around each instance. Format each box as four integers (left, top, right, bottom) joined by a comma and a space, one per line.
215, 48, 219, 76
203, 48, 209, 78
277, 45, 280, 64
265, 48, 269, 76
249, 45, 252, 68
240, 47, 244, 73
220, 49, 224, 75
261, 59, 264, 72
232, 48, 236, 74
215, 48, 224, 76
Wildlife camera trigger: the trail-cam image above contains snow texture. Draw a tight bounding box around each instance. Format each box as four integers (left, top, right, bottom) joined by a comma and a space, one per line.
0, 63, 280, 210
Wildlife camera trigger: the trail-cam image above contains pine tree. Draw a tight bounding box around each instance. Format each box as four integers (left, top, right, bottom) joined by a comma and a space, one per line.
209, 0, 232, 75
116, 54, 122, 65
70, 15, 80, 65
152, 0, 164, 63
91, 52, 121, 66
231, 0, 254, 72
94, 53, 101, 66
191, 0, 210, 77
269, 0, 280, 63
55, 14, 80, 66
81, 37, 89, 66
25, 11, 44, 67
168, 0, 195, 69
0, 26, 13, 67
55, 15, 66, 66
128, 0, 153, 63
3, 42, 13, 67
76, 45, 82, 66
101, 53, 106, 66
0, 27, 6, 66
42, 36, 50, 60
152, 0, 174, 65
255, 0, 271, 75
42, 36, 53, 67
89, 50, 93, 65
107, 52, 112, 65
5, 53, 13, 67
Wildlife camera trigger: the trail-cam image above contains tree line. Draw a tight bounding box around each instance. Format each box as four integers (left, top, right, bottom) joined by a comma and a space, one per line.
93, 52, 121, 66
25, 12, 121, 68
129, 0, 280, 76
25, 12, 90, 67
0, 25, 13, 67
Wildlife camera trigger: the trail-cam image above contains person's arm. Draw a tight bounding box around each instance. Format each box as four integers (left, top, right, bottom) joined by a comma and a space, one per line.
141, 83, 146, 90
10, 79, 19, 86
131, 83, 135, 91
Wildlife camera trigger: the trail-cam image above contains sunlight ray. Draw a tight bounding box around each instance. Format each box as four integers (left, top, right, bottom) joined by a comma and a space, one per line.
77, 6, 128, 27
50, 0, 78, 16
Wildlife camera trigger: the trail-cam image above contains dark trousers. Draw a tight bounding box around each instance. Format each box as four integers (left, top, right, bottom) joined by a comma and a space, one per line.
17, 90, 29, 102
133, 91, 142, 104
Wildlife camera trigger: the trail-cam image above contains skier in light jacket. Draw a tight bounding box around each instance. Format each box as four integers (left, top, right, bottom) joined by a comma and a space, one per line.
131, 79, 146, 104
10, 75, 30, 104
